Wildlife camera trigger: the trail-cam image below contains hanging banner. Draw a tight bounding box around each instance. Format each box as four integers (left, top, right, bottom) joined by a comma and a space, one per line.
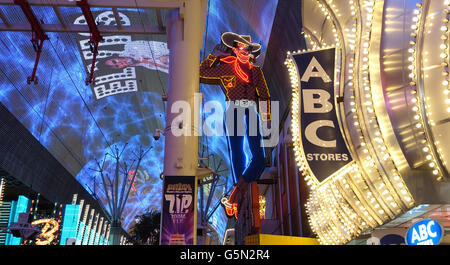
160, 176, 196, 245
292, 48, 352, 182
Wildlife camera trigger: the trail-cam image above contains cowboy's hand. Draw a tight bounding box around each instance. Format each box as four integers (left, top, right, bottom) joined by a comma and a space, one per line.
212, 44, 231, 57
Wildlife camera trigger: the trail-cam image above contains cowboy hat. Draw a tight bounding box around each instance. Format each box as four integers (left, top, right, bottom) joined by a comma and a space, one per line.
221, 32, 262, 58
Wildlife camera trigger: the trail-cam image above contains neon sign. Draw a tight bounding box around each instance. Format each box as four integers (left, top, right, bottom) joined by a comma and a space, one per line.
31, 218, 59, 245
221, 186, 238, 219
221, 197, 238, 219
220, 56, 252, 83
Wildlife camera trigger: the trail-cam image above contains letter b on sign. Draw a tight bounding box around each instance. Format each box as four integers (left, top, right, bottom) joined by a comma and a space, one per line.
419, 224, 428, 241
303, 90, 333, 113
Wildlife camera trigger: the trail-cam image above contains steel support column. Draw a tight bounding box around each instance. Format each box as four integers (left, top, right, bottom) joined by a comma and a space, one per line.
163, 0, 208, 245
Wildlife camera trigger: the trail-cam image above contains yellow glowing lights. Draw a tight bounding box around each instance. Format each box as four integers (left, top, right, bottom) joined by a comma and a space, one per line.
303, 31, 321, 50
0, 178, 5, 203
443, 2, 450, 114
31, 218, 59, 245
259, 196, 266, 219
352, 0, 413, 217
290, 0, 417, 245
408, 3, 433, 170
413, 0, 450, 182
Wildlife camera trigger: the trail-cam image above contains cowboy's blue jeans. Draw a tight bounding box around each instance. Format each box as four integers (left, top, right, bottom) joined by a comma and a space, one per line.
225, 103, 266, 184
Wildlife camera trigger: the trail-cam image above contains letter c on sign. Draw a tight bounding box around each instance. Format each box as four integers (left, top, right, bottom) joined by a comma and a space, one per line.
305, 120, 336, 148
427, 221, 437, 238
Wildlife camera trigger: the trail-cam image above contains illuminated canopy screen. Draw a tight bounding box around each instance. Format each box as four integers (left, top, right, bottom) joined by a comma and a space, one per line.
0, 0, 279, 237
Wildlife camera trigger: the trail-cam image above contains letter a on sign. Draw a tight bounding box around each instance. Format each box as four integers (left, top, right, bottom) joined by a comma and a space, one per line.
301, 57, 332, 83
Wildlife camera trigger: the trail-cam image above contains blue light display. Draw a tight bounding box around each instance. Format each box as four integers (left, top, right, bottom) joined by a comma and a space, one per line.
4, 196, 30, 245
0, 0, 278, 241
76, 134, 165, 230
0, 7, 169, 232
59, 204, 81, 245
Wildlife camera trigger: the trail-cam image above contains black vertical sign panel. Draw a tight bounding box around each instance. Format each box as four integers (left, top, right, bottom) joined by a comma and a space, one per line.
160, 176, 195, 245
292, 48, 352, 182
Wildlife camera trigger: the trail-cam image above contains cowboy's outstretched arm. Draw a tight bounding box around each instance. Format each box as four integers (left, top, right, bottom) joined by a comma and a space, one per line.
255, 67, 271, 121
199, 44, 230, 83
200, 54, 221, 79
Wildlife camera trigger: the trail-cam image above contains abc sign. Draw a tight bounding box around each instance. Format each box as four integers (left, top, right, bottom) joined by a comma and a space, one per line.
405, 219, 444, 245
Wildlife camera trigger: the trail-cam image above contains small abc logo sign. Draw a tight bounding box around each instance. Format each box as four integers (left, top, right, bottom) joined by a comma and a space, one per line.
405, 219, 444, 245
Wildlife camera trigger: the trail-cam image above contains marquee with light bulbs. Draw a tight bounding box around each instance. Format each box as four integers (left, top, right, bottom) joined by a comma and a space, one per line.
286, 0, 450, 245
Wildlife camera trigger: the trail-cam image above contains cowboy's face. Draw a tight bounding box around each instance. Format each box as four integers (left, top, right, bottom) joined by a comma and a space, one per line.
233, 43, 251, 63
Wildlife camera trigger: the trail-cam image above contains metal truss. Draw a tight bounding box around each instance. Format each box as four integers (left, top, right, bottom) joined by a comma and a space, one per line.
14, 0, 49, 84
0, 0, 181, 34
0, 0, 182, 9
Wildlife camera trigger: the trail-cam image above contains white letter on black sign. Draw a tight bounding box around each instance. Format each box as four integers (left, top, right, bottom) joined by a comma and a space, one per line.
301, 57, 332, 83
303, 89, 333, 113
305, 120, 336, 148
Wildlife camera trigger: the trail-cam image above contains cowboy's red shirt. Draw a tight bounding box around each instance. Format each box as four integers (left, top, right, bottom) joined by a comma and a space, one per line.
200, 54, 271, 121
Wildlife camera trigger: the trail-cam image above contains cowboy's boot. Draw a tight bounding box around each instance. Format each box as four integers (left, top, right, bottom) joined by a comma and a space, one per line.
221, 177, 249, 219
229, 176, 249, 205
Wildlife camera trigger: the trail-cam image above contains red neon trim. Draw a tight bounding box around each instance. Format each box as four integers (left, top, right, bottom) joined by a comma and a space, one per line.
223, 186, 240, 219
234, 63, 249, 83
236, 54, 251, 64
224, 203, 238, 219
225, 206, 234, 217
220, 56, 251, 83
220, 56, 236, 64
